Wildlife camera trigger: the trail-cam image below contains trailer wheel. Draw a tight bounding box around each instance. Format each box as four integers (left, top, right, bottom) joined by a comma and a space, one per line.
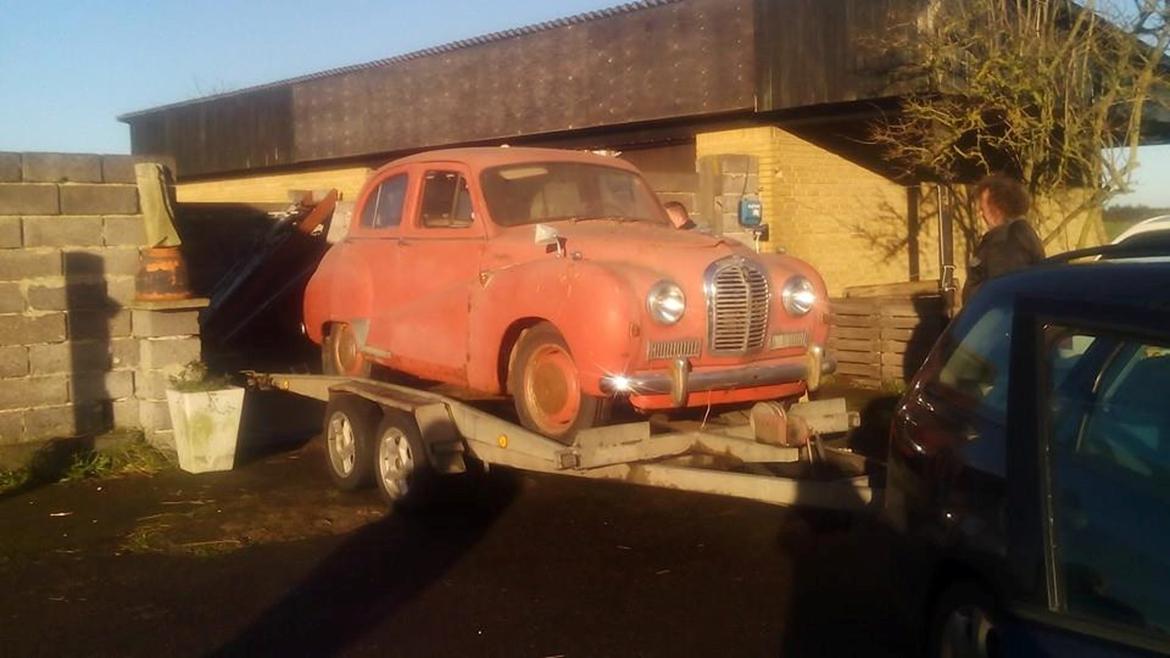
323, 394, 377, 490
323, 322, 371, 377
508, 322, 609, 444
373, 409, 435, 508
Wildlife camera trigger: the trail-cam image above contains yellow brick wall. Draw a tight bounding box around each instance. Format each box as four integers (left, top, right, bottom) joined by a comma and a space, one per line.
697, 127, 913, 295
176, 166, 373, 204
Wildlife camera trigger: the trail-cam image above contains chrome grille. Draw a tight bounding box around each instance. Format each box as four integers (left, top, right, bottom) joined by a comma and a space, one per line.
707, 259, 770, 354
647, 338, 702, 361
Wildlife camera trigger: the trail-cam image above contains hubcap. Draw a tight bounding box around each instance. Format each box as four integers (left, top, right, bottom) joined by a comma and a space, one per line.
524, 344, 581, 435
378, 427, 415, 499
327, 411, 356, 477
939, 605, 997, 658
333, 325, 364, 375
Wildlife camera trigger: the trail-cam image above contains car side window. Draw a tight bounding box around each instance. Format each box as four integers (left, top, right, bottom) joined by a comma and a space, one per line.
359, 174, 407, 229
420, 170, 473, 228
933, 303, 1013, 418
1047, 329, 1170, 639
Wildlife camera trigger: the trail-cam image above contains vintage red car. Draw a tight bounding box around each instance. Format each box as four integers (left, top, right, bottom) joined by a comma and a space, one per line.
304, 147, 833, 441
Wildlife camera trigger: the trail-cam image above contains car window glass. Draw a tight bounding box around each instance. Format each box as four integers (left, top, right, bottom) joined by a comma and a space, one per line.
420, 170, 473, 228
935, 304, 1013, 417
1048, 330, 1170, 638
359, 174, 407, 229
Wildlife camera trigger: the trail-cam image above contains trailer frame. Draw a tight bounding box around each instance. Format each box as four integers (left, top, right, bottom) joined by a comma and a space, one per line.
248, 372, 874, 511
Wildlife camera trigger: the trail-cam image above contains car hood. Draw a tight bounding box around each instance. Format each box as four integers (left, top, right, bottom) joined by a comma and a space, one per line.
493, 220, 748, 265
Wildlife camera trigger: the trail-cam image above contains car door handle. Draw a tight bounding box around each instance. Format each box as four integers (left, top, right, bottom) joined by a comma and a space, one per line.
398, 239, 412, 247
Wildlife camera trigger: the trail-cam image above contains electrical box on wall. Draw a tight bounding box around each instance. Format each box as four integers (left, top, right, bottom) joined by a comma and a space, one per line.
738, 195, 763, 228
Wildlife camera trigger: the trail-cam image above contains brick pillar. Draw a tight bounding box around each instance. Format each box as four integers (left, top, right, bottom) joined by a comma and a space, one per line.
129, 299, 208, 452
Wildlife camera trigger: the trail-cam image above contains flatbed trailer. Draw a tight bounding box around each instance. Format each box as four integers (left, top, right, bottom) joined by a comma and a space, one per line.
248, 372, 876, 512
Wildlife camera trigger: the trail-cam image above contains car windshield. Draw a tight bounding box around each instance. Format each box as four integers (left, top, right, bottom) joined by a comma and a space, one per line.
480, 162, 669, 227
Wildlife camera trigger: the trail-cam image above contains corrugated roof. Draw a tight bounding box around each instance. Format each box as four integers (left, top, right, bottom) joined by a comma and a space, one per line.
117, 0, 682, 121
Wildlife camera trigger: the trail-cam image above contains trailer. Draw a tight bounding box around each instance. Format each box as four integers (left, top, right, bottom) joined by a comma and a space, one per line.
247, 372, 875, 512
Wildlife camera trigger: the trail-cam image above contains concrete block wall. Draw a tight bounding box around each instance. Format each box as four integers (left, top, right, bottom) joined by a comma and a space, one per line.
0, 152, 203, 465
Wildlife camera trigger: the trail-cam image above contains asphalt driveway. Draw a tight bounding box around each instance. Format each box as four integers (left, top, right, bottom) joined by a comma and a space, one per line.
1, 421, 907, 657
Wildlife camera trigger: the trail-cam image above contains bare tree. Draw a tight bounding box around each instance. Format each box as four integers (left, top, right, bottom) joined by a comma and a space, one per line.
871, 0, 1170, 247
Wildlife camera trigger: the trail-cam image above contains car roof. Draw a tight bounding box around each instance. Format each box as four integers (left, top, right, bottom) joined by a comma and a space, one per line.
981, 258, 1170, 310
1112, 214, 1170, 244
378, 146, 641, 172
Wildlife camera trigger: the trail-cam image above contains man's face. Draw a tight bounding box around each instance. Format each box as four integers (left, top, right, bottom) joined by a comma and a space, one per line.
978, 189, 1004, 229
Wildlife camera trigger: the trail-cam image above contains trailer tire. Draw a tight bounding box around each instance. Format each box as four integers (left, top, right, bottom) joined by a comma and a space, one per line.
508, 322, 610, 444
323, 322, 371, 378
373, 409, 436, 509
323, 394, 378, 491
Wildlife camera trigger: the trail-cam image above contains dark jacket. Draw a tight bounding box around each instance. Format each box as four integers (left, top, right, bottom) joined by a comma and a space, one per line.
963, 218, 1045, 304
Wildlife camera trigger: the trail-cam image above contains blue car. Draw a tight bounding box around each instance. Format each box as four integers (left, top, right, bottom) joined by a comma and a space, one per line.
884, 244, 1170, 657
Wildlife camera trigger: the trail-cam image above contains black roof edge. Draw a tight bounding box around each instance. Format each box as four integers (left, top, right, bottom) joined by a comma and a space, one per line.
116, 0, 682, 123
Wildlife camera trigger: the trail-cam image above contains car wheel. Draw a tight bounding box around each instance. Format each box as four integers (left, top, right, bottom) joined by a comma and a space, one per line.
322, 322, 372, 377
323, 394, 377, 491
927, 581, 1001, 658
508, 322, 610, 443
373, 409, 435, 508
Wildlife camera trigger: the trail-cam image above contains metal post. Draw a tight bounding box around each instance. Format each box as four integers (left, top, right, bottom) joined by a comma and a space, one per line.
937, 185, 957, 316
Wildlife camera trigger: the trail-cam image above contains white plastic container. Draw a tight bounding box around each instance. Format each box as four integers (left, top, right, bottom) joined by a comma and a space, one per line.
166, 387, 245, 473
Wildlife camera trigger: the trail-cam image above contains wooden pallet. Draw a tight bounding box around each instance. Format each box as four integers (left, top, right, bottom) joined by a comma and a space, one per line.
827, 292, 946, 389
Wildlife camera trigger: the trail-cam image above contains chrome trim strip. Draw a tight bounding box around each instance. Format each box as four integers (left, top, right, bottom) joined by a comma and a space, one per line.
600, 361, 809, 395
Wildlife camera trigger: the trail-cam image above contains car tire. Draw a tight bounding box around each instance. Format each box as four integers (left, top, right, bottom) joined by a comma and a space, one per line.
322, 322, 372, 378
323, 394, 378, 491
507, 322, 610, 444
372, 409, 436, 509
926, 580, 1001, 658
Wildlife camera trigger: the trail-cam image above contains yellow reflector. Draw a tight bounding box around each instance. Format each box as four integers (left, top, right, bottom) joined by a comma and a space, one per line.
497, 434, 509, 449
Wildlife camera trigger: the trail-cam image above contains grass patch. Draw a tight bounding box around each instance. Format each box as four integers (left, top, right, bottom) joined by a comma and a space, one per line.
0, 433, 173, 496
0, 468, 30, 493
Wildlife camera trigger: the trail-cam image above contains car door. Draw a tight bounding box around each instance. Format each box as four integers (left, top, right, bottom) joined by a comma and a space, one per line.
381, 163, 487, 385
1005, 303, 1170, 656
337, 168, 411, 358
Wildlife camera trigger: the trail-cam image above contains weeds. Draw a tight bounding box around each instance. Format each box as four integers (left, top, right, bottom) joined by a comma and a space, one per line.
0, 468, 30, 493
0, 433, 173, 495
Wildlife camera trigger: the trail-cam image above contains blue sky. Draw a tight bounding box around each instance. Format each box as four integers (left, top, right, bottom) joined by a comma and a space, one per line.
1, 0, 1168, 208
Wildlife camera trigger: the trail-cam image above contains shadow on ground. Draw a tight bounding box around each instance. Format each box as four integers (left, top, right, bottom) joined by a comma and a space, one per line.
209, 469, 519, 658
774, 385, 909, 656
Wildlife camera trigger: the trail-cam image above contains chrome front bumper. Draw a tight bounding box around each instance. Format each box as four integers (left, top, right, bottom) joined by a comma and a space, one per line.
600, 346, 837, 406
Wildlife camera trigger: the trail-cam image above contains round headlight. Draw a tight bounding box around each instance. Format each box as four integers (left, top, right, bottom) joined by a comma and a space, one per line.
782, 276, 817, 316
647, 280, 686, 325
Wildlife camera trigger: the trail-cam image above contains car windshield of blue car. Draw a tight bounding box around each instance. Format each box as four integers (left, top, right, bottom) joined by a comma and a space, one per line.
481, 162, 670, 227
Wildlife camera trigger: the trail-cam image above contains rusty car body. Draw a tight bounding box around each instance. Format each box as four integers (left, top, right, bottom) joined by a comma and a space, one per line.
303, 147, 833, 440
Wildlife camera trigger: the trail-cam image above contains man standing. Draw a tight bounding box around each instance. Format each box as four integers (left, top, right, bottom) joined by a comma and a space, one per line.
962, 174, 1046, 304
663, 201, 697, 230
